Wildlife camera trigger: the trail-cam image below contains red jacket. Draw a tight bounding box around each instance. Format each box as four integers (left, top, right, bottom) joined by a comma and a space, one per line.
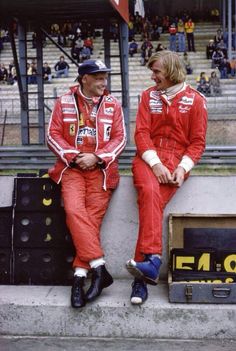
135, 83, 207, 165
47, 85, 126, 189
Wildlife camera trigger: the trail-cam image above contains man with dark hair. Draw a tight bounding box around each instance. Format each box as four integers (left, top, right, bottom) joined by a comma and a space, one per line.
47, 59, 126, 308
126, 51, 207, 305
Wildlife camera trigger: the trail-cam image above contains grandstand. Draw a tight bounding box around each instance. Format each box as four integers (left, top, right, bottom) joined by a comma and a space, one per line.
1, 20, 236, 146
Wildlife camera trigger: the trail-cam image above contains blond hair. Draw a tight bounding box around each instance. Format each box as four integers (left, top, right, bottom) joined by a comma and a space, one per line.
147, 50, 186, 84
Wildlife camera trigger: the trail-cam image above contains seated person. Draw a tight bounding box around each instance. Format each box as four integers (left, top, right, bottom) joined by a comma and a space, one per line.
182, 52, 193, 74
209, 71, 221, 96
211, 47, 224, 68
80, 45, 91, 62
206, 39, 216, 59
129, 39, 138, 57
42, 62, 52, 82
218, 58, 230, 79
54, 55, 70, 78
229, 56, 236, 77
196, 71, 210, 96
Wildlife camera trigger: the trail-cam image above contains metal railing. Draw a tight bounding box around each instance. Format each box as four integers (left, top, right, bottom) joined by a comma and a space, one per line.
0, 145, 236, 170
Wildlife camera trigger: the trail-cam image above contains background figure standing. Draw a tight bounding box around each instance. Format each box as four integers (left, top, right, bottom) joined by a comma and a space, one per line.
185, 17, 195, 52
47, 59, 126, 308
126, 51, 207, 305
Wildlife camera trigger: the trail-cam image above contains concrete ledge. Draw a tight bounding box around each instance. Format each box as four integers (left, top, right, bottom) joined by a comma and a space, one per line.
0, 281, 236, 339
1, 175, 236, 279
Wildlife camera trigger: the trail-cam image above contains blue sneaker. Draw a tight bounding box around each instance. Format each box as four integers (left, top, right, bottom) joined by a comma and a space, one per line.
126, 255, 162, 285
130, 279, 148, 305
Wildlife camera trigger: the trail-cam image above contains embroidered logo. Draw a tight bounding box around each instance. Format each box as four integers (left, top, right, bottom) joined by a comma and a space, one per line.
105, 96, 114, 102
69, 124, 76, 136
178, 105, 191, 113
179, 96, 194, 105
61, 95, 74, 104
103, 124, 112, 141
62, 107, 76, 114
104, 102, 115, 115
149, 91, 162, 113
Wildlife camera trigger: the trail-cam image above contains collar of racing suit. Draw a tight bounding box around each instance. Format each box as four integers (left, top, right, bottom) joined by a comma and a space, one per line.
160, 82, 186, 104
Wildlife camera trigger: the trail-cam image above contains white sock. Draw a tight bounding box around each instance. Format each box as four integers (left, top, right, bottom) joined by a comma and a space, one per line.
89, 257, 105, 269
74, 267, 88, 277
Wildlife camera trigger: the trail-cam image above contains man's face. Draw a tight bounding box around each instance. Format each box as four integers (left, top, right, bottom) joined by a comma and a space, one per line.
82, 72, 108, 97
150, 59, 173, 91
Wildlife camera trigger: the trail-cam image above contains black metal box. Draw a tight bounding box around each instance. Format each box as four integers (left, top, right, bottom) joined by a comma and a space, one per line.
14, 177, 62, 211
0, 248, 12, 284
13, 210, 73, 248
14, 248, 75, 285
0, 206, 13, 248
168, 214, 236, 303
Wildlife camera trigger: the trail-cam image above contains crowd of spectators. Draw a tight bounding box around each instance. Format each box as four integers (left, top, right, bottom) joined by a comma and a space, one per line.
206, 27, 236, 79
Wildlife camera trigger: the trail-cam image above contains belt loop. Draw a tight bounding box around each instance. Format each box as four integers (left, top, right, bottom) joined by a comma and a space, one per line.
160, 137, 162, 147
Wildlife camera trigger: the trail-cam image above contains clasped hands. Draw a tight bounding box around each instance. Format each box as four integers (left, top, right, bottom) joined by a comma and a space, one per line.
152, 163, 185, 187
74, 153, 100, 171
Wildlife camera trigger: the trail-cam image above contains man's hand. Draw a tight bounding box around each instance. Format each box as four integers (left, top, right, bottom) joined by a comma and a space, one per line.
75, 153, 99, 170
152, 163, 172, 184
169, 166, 185, 187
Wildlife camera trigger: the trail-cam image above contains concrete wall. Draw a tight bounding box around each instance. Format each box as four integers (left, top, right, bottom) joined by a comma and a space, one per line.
1, 175, 236, 279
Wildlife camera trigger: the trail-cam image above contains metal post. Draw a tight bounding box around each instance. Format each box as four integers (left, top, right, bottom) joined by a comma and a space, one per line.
18, 20, 30, 145
36, 26, 45, 144
228, 0, 232, 59
235, 0, 236, 50
103, 24, 111, 91
223, 0, 227, 32
119, 20, 130, 144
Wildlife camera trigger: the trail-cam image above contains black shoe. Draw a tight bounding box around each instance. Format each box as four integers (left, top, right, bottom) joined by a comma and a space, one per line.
85, 265, 113, 302
71, 276, 86, 308
130, 278, 148, 305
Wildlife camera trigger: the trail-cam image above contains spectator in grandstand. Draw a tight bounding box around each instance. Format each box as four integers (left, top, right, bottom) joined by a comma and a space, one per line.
51, 23, 60, 36
141, 38, 153, 59
229, 56, 236, 77
211, 47, 224, 68
134, 11, 143, 34
196, 71, 210, 96
125, 50, 207, 305
218, 57, 230, 79
216, 39, 228, 58
0, 63, 8, 83
214, 28, 224, 46
209, 71, 221, 96
155, 43, 166, 52
182, 52, 193, 74
129, 39, 138, 57
168, 23, 177, 52
84, 37, 93, 55
162, 15, 170, 33
32, 32, 37, 49
110, 21, 118, 42
27, 62, 37, 84
184, 17, 195, 52
80, 45, 91, 62
177, 18, 186, 52
47, 59, 126, 308
71, 35, 84, 63
54, 55, 70, 78
128, 16, 135, 41
42, 62, 52, 82
206, 39, 216, 59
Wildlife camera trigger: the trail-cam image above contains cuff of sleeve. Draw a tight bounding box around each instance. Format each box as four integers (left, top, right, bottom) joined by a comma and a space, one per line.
178, 155, 195, 173
142, 150, 162, 168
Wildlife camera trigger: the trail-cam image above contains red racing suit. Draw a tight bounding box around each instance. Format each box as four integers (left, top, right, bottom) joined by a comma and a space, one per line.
133, 83, 208, 261
47, 85, 126, 269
